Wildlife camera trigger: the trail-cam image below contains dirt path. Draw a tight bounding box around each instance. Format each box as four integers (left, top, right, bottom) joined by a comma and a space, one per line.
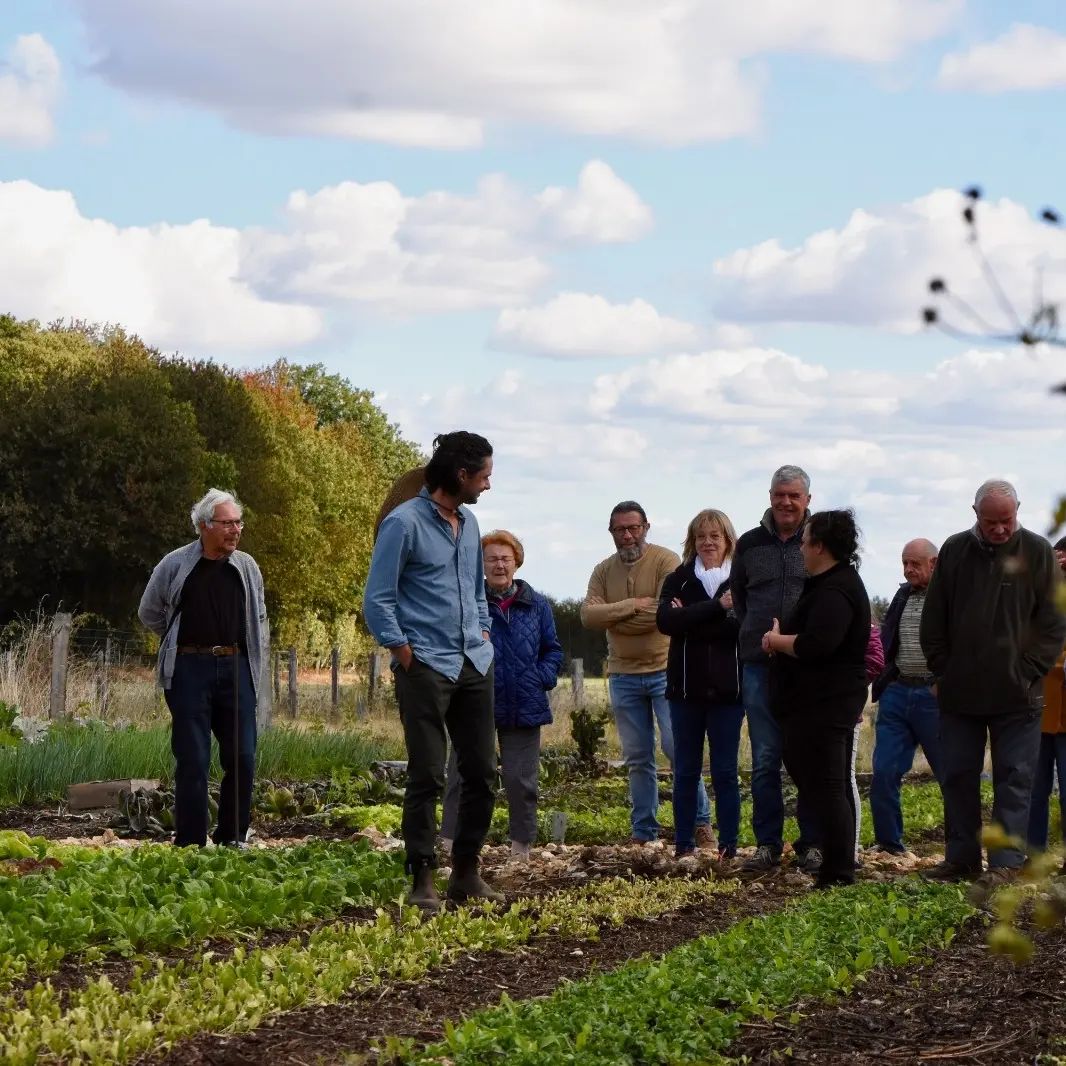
150, 880, 803, 1066
727, 922, 1066, 1064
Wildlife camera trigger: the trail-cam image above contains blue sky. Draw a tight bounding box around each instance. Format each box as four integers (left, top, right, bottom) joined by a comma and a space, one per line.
1, 0, 1064, 599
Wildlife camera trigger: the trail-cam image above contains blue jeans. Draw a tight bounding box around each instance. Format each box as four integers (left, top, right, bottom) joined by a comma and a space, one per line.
609, 671, 709, 841
669, 699, 744, 851
164, 652, 257, 847
1027, 732, 1066, 852
743, 662, 819, 853
870, 681, 943, 851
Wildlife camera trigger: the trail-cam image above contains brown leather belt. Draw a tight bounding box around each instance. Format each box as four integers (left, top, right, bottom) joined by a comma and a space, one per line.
176, 645, 241, 656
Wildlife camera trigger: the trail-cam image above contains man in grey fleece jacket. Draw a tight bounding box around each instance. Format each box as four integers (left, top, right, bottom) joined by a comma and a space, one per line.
138, 489, 267, 848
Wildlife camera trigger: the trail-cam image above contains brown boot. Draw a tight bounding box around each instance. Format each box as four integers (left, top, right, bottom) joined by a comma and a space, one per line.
447, 854, 505, 904
408, 864, 442, 914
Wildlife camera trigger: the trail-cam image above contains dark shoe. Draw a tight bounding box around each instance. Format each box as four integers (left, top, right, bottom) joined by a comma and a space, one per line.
741, 845, 781, 873
627, 836, 655, 847
815, 875, 855, 890
793, 847, 822, 874
215, 839, 250, 851
922, 860, 982, 883
674, 846, 695, 859
447, 855, 505, 904
408, 865, 442, 914
694, 824, 717, 851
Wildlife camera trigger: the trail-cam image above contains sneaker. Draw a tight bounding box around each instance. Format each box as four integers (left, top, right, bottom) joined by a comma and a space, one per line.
741, 845, 781, 872
865, 843, 906, 856
796, 847, 822, 874
694, 824, 718, 851
922, 860, 982, 882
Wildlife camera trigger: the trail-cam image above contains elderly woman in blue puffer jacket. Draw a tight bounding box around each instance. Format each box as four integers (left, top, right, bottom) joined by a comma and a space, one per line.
441, 530, 563, 860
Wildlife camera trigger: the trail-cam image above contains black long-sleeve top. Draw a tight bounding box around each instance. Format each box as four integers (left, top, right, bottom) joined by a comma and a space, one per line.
771, 562, 870, 727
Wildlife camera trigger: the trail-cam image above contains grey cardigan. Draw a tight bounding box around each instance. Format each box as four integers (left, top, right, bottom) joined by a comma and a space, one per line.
138, 540, 268, 695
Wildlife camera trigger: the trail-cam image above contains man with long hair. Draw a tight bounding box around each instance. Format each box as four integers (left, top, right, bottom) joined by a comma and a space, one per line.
364, 431, 501, 911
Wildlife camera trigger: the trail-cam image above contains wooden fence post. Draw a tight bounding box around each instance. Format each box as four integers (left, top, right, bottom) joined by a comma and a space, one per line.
272, 650, 281, 703
94, 635, 111, 716
330, 646, 340, 712
570, 658, 584, 705
49, 612, 73, 719
287, 646, 298, 719
367, 650, 382, 706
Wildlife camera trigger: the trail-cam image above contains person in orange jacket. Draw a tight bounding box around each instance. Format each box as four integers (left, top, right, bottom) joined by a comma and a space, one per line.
1026, 536, 1066, 854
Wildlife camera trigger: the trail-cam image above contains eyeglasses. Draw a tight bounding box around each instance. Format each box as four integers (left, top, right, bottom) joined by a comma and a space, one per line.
610, 524, 646, 537
211, 519, 244, 530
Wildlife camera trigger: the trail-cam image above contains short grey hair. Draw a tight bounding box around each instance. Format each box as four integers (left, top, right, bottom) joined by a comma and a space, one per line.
190, 488, 242, 534
974, 479, 1018, 508
770, 465, 811, 493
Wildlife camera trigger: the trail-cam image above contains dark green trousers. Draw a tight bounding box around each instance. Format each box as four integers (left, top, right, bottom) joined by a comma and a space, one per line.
394, 656, 496, 871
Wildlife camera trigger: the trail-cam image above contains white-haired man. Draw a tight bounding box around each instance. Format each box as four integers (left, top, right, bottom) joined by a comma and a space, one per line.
921, 480, 1065, 884
138, 489, 267, 848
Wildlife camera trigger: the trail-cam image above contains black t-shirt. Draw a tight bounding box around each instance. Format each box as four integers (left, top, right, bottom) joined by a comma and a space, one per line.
176, 557, 244, 647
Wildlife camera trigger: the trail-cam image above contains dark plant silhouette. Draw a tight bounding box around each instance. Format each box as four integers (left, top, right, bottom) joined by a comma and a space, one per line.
922, 187, 1066, 533
922, 186, 1064, 362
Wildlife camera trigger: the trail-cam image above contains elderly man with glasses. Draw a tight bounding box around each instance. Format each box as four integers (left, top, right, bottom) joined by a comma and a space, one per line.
582, 500, 711, 846
138, 488, 267, 849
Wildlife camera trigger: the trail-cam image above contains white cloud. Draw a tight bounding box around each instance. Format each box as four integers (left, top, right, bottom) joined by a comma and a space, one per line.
0, 34, 61, 147
0, 163, 650, 349
242, 162, 650, 314
939, 24, 1066, 92
73, 0, 959, 146
536, 161, 653, 243
0, 180, 322, 354
378, 342, 1066, 600
713, 188, 1066, 332
492, 293, 700, 359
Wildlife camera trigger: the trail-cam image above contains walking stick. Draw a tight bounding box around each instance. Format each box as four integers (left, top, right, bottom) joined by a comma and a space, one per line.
233, 645, 241, 847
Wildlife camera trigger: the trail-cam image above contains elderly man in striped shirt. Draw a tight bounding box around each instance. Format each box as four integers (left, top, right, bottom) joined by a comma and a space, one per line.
868, 538, 944, 855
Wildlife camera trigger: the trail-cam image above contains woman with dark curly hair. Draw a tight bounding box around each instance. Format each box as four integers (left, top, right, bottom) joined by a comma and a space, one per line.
762, 509, 870, 887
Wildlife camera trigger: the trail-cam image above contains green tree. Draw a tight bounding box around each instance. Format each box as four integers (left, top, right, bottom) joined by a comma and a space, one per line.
543, 595, 608, 677
0, 318, 206, 623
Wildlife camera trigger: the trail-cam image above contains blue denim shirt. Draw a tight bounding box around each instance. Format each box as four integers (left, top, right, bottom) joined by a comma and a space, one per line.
363, 488, 493, 681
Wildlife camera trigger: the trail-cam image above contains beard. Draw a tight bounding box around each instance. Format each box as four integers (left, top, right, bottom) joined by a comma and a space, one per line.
617, 543, 644, 563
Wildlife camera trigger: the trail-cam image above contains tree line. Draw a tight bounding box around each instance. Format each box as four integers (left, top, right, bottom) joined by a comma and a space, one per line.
0, 316, 612, 673
0, 315, 422, 660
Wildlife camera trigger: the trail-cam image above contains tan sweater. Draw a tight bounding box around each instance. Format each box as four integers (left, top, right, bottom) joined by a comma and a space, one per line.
581, 543, 681, 675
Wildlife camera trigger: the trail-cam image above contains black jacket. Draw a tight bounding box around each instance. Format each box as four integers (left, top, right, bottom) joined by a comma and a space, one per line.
871, 582, 916, 702
731, 510, 808, 665
920, 526, 1065, 717
771, 562, 871, 727
656, 561, 741, 704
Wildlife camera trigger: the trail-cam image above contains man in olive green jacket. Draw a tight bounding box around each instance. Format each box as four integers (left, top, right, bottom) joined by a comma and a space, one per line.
921, 479, 1065, 882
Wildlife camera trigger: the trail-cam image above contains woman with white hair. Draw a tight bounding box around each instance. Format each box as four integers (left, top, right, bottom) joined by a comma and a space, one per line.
440, 529, 563, 860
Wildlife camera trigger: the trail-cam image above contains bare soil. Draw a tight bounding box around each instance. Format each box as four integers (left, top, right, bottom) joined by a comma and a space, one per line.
728, 922, 1066, 1064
